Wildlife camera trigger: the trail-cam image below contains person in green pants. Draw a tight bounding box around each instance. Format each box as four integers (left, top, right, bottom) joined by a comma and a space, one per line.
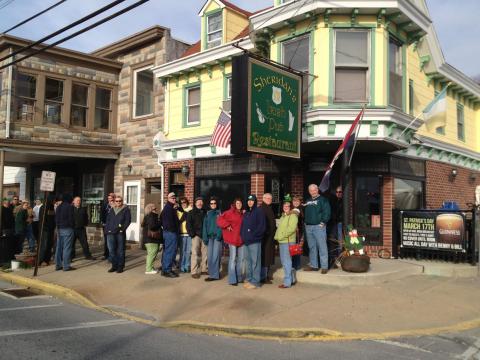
142, 203, 163, 274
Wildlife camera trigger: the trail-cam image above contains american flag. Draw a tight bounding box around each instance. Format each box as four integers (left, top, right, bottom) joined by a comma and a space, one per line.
210, 110, 231, 148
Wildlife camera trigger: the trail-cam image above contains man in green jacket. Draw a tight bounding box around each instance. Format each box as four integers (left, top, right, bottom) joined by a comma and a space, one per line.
304, 184, 331, 273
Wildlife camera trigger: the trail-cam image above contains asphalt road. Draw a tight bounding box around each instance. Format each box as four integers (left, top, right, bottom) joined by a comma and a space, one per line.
0, 279, 479, 360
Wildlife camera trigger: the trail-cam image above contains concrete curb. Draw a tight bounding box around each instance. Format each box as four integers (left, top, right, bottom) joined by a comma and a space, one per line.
1, 271, 480, 342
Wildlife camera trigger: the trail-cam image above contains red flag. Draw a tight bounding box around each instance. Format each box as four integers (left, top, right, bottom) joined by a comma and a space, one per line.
319, 108, 364, 192
210, 110, 231, 148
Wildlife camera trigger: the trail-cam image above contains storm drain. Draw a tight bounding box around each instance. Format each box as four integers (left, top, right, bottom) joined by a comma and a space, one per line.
1, 288, 39, 298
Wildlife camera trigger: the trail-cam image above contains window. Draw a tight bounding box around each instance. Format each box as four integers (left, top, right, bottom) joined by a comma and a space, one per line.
71, 83, 88, 127
207, 12, 222, 48
15, 72, 36, 122
409, 79, 414, 115
133, 66, 153, 117
226, 76, 232, 99
186, 86, 200, 125
389, 37, 403, 109
394, 178, 423, 210
44, 77, 64, 124
95, 87, 111, 130
354, 176, 382, 245
282, 34, 310, 105
125, 183, 139, 224
334, 30, 369, 102
82, 173, 104, 224
457, 103, 464, 141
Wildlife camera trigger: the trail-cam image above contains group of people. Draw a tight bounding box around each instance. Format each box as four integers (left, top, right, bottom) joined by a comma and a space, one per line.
142, 183, 340, 289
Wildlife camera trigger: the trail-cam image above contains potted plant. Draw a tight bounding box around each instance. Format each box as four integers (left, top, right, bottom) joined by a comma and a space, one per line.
341, 225, 370, 273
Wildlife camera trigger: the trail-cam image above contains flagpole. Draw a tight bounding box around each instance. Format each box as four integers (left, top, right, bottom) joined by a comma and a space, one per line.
348, 104, 365, 168
398, 111, 424, 139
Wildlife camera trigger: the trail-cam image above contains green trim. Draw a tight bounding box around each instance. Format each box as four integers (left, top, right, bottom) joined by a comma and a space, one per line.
306, 122, 314, 136
370, 120, 378, 136
223, 74, 231, 101
203, 8, 223, 51
416, 145, 425, 156
330, 23, 376, 29
210, 145, 216, 154
182, 81, 201, 128
387, 123, 396, 137
457, 102, 465, 142
190, 146, 196, 157
328, 120, 336, 135
408, 79, 414, 115
171, 149, 177, 159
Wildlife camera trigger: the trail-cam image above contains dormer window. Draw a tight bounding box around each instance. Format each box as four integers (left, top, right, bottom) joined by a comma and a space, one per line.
207, 12, 222, 48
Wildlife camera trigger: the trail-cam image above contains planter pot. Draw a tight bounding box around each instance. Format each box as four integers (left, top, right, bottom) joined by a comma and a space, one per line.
341, 255, 370, 273
11, 260, 20, 271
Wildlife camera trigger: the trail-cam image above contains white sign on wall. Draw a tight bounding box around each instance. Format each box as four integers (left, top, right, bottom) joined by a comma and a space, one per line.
40, 171, 56, 192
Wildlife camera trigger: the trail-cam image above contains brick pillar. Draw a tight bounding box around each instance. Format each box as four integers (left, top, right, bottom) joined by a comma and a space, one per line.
250, 173, 265, 205
382, 175, 394, 252
162, 159, 195, 205
291, 173, 304, 197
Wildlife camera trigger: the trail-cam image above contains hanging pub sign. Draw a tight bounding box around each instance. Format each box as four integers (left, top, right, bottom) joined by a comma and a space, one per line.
231, 54, 302, 159
400, 210, 467, 252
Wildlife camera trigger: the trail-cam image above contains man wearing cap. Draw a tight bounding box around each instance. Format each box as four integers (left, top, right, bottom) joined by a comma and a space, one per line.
240, 194, 266, 289
160, 192, 182, 278
304, 184, 331, 274
186, 197, 207, 279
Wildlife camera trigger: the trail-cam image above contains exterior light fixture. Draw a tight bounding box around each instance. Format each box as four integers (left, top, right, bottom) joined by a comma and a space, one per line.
181, 165, 190, 178
470, 172, 477, 182
451, 168, 458, 177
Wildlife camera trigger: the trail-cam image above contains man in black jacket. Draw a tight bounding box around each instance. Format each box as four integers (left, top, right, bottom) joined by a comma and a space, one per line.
186, 197, 207, 279
160, 192, 182, 278
55, 194, 75, 271
71, 196, 94, 260
259, 193, 276, 284
1, 198, 14, 235
100, 193, 115, 260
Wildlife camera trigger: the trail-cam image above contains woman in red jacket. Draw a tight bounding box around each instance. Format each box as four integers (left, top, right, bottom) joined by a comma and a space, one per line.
217, 198, 244, 286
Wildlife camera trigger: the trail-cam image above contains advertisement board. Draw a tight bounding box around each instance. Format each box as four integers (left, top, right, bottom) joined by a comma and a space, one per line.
400, 211, 466, 252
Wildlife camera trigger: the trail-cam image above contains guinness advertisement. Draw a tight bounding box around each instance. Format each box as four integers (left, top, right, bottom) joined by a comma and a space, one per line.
400, 211, 466, 252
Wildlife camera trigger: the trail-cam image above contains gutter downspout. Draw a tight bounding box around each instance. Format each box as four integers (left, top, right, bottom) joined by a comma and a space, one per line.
5, 48, 13, 138
158, 80, 169, 209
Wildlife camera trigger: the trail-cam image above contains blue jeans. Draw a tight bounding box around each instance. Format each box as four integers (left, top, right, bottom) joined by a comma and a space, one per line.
279, 243, 294, 287
207, 238, 223, 279
292, 254, 301, 270
244, 242, 261, 287
305, 224, 328, 270
56, 228, 74, 270
180, 235, 192, 272
26, 223, 36, 252
260, 266, 269, 281
107, 232, 126, 270
334, 222, 343, 257
228, 244, 244, 284
162, 231, 178, 273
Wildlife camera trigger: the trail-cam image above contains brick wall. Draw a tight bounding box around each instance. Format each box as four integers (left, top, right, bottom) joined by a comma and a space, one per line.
426, 161, 480, 209
291, 173, 304, 197
162, 159, 195, 205
251, 173, 265, 205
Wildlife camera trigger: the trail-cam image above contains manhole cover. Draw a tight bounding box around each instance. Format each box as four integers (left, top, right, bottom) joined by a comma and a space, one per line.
1, 288, 39, 298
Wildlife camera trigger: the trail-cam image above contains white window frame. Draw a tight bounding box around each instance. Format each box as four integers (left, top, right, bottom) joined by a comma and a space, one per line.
132, 64, 154, 119
333, 29, 370, 103
226, 76, 232, 100
206, 11, 223, 49
186, 85, 200, 126
123, 180, 141, 242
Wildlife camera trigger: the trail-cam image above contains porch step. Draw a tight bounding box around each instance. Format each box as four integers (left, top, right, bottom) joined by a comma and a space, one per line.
272, 258, 424, 287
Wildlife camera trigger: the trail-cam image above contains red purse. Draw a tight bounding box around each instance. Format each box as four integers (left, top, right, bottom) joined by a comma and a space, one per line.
289, 243, 303, 256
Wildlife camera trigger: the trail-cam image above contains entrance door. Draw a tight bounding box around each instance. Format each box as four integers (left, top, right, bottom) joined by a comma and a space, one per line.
354, 175, 382, 245
124, 180, 141, 241
145, 180, 162, 209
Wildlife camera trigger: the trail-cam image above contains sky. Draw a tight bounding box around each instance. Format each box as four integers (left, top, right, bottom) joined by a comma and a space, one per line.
0, 0, 478, 78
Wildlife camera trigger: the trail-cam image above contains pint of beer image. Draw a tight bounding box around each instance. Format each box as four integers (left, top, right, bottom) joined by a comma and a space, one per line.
435, 213, 464, 244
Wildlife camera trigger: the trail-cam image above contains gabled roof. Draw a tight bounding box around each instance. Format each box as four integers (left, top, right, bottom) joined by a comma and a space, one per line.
198, 0, 252, 17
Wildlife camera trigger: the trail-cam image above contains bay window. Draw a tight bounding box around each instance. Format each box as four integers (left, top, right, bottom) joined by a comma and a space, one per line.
282, 34, 310, 105
389, 37, 403, 109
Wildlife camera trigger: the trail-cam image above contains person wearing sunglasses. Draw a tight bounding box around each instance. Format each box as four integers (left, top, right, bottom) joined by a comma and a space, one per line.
105, 196, 131, 273
329, 185, 344, 268
160, 192, 181, 278
202, 197, 222, 282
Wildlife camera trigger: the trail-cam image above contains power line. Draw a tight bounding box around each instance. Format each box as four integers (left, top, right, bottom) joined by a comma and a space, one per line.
0, 0, 128, 63
0, 0, 151, 71
2, 0, 68, 34
0, 0, 17, 11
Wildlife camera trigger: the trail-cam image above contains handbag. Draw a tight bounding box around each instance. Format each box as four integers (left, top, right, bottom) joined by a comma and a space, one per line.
286, 215, 302, 256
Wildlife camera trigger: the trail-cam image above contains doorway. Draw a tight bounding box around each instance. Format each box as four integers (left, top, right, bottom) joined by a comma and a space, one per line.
145, 179, 162, 209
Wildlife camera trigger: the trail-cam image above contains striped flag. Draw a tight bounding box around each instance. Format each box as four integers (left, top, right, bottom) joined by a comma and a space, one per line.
423, 87, 447, 132
319, 108, 364, 193
210, 110, 231, 148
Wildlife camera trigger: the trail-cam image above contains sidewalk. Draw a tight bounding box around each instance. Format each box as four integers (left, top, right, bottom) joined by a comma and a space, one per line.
1, 247, 480, 340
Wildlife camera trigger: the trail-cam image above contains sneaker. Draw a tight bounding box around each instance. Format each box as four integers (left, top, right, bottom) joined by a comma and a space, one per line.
278, 284, 290, 289
145, 270, 158, 275
244, 283, 257, 290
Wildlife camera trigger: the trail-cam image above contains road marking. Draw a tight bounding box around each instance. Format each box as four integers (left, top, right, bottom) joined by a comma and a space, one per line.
0, 304, 63, 312
373, 339, 433, 354
0, 319, 133, 337
458, 338, 480, 359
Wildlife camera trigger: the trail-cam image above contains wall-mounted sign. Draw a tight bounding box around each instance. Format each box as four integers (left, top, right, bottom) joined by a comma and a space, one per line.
400, 211, 466, 252
231, 54, 302, 159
